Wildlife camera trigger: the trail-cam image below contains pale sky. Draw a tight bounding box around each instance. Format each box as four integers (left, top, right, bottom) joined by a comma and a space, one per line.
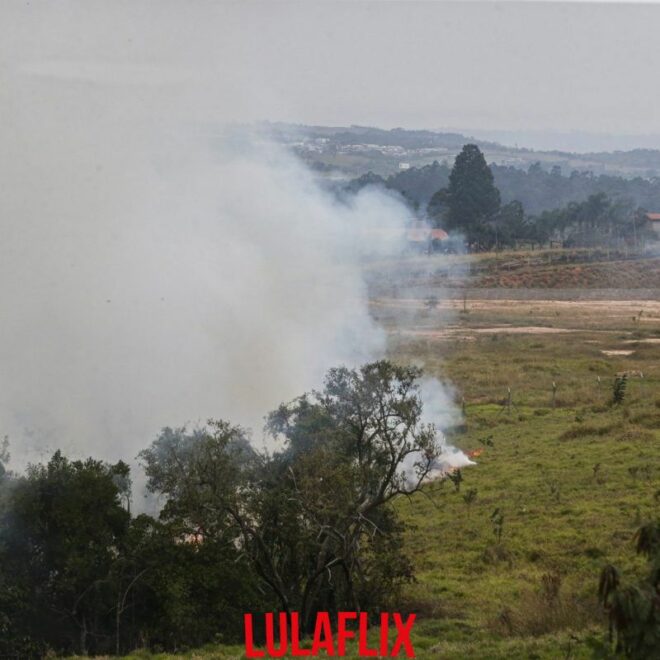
2, 0, 660, 464
2, 1, 660, 147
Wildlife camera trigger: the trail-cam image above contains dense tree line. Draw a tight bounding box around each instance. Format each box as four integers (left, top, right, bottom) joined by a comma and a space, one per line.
344, 155, 660, 215
426, 146, 655, 251
0, 362, 440, 655
493, 162, 660, 217
343, 145, 658, 252
0, 449, 259, 655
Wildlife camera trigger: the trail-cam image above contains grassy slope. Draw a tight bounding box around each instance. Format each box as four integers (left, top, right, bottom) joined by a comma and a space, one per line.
388, 303, 660, 658
366, 249, 660, 293
474, 253, 660, 289
113, 254, 660, 660
115, 330, 660, 660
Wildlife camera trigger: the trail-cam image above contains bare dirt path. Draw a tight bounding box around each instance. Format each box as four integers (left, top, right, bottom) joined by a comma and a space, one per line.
372, 296, 660, 341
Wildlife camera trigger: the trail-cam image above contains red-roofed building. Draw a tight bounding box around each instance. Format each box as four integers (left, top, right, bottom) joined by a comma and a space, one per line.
646, 212, 660, 237
430, 228, 449, 241
406, 222, 449, 252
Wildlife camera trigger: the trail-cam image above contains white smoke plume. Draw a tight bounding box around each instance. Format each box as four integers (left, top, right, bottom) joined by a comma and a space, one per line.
0, 4, 467, 481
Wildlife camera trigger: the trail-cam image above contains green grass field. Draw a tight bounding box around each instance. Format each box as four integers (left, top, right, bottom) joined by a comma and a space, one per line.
111, 256, 660, 660
384, 293, 660, 658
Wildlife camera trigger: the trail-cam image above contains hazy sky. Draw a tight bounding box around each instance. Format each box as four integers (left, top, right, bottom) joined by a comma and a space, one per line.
1, 0, 658, 468
1, 0, 466, 468
2, 1, 660, 147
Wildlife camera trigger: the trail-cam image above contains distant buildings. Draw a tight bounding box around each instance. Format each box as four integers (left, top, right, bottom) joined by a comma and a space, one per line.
646, 212, 660, 238
406, 221, 449, 252
359, 220, 451, 253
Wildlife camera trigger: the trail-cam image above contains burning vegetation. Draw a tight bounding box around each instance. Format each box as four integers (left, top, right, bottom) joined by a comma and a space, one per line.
0, 361, 467, 655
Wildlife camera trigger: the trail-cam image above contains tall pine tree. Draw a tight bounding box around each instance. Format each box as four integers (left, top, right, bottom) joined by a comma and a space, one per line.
428, 144, 501, 248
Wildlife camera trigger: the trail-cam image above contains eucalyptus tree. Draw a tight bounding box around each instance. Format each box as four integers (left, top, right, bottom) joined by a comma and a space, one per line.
141, 360, 442, 632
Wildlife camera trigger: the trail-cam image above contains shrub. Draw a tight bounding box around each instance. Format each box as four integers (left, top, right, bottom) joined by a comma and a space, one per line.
612, 375, 628, 406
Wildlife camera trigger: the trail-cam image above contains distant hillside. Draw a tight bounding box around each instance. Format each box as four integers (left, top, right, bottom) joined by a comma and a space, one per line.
364, 250, 660, 298
471, 252, 660, 290
263, 122, 660, 180
265, 122, 498, 150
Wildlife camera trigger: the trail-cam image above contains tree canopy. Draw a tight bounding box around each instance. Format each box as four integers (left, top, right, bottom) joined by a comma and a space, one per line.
428, 144, 501, 247
0, 360, 445, 654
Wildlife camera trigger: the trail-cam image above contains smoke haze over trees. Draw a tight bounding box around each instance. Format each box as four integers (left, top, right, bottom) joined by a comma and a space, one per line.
343, 144, 658, 252
0, 361, 447, 655
344, 152, 660, 216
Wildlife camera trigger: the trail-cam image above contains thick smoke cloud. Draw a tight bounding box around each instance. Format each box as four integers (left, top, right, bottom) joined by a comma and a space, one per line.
1, 130, 406, 463
0, 5, 467, 479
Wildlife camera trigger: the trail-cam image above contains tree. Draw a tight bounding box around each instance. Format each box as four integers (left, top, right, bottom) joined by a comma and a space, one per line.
0, 436, 9, 481
496, 200, 528, 248
266, 361, 439, 628
428, 144, 501, 248
116, 514, 261, 650
0, 452, 130, 655
139, 422, 257, 540
141, 361, 442, 633
0, 444, 262, 655
0, 362, 448, 653
598, 521, 660, 658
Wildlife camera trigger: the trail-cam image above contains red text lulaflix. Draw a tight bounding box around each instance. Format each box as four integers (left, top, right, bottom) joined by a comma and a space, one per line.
244, 612, 416, 658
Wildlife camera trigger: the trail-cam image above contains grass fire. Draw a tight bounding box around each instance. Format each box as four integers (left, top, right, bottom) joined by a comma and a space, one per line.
2, 2, 660, 659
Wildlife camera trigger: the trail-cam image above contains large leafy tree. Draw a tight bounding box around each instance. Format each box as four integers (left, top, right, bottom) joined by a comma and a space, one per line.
266, 361, 438, 628
116, 514, 261, 651
141, 360, 442, 633
428, 144, 501, 247
0, 444, 261, 655
0, 452, 130, 655
0, 361, 445, 653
